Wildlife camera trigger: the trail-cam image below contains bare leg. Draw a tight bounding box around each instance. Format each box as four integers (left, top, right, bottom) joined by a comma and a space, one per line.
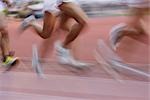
0, 28, 10, 59
118, 30, 149, 44
59, 2, 88, 48
59, 13, 72, 32
121, 8, 149, 44
113, 8, 149, 45
28, 11, 57, 39
0, 11, 18, 66
54, 2, 89, 67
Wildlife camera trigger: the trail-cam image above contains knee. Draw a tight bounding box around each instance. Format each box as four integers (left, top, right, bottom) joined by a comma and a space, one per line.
76, 20, 88, 32
41, 35, 49, 39
41, 33, 51, 39
79, 19, 88, 28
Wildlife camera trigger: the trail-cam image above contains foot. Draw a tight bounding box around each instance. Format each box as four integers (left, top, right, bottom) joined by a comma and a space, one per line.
2, 56, 19, 67
109, 23, 127, 50
20, 15, 36, 30
55, 41, 89, 68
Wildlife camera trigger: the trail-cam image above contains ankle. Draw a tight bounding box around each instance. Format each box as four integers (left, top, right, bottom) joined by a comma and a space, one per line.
62, 42, 71, 49
8, 51, 15, 56
2, 55, 9, 62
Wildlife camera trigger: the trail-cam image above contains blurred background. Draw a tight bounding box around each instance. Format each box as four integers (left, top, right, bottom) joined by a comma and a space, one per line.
0, 0, 149, 100
0, 0, 129, 18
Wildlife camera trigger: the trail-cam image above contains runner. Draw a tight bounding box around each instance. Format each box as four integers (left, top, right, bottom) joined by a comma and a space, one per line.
20, 0, 89, 68
109, 0, 150, 50
0, 0, 18, 67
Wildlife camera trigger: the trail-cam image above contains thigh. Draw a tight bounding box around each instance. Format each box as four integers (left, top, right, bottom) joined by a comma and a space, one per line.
58, 2, 88, 24
60, 13, 70, 25
59, 12, 72, 31
43, 11, 57, 35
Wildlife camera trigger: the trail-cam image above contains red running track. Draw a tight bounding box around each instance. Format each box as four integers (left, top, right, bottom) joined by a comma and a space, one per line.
0, 16, 149, 100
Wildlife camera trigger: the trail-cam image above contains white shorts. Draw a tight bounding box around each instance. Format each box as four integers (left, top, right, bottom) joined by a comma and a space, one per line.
126, 0, 150, 8
43, 0, 76, 14
57, 0, 76, 6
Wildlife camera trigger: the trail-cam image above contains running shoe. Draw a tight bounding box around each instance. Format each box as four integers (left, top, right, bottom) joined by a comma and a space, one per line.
55, 41, 89, 68
20, 15, 36, 30
2, 56, 18, 67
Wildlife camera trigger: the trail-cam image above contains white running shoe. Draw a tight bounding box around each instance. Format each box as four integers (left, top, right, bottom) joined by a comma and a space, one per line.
20, 15, 36, 30
109, 23, 127, 50
55, 41, 90, 68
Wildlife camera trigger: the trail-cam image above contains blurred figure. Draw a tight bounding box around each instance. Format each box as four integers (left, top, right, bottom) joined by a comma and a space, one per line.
109, 0, 150, 49
0, 0, 18, 66
20, 0, 89, 68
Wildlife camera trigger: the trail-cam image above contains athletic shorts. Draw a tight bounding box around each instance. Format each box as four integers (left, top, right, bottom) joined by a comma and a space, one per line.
43, 0, 76, 14
57, 0, 76, 6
